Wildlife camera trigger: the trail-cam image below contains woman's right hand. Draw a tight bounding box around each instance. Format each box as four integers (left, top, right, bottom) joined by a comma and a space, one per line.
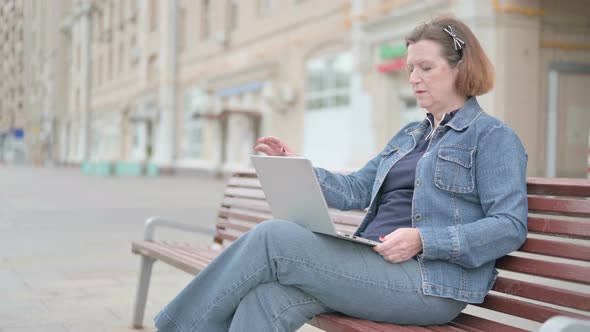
254, 136, 298, 157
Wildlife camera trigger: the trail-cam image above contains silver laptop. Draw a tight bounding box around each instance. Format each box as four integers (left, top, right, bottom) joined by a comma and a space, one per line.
251, 155, 379, 247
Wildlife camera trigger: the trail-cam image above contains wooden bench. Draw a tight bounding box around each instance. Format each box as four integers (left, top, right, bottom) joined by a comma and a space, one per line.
131, 171, 590, 331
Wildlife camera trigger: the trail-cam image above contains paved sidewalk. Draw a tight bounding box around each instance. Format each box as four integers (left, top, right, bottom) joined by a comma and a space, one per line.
0, 166, 321, 332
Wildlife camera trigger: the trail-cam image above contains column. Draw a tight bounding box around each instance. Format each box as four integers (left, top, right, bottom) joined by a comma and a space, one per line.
153, 0, 178, 165
77, 1, 93, 161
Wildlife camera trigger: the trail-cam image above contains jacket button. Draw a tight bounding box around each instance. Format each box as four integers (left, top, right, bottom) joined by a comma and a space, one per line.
415, 179, 421, 187
415, 214, 423, 221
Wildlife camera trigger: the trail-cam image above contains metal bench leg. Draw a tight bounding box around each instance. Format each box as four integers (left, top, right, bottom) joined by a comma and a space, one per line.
132, 255, 156, 329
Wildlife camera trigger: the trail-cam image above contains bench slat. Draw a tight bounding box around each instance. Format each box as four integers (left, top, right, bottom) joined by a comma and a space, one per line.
225, 187, 266, 200
159, 242, 221, 266
518, 237, 590, 261
492, 277, 590, 311
528, 197, 590, 217
475, 293, 590, 323
217, 220, 256, 233
146, 241, 216, 267
227, 177, 262, 188
496, 255, 590, 284
528, 216, 590, 239
446, 321, 486, 332
165, 243, 227, 260
216, 230, 239, 242
451, 313, 527, 332
219, 208, 267, 224
132, 241, 208, 275
219, 202, 365, 228
527, 177, 590, 197
222, 196, 270, 213
330, 211, 365, 227
311, 314, 453, 332
233, 170, 257, 177
425, 326, 467, 332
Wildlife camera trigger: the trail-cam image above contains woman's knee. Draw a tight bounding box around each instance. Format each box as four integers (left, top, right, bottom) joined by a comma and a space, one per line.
253, 219, 305, 240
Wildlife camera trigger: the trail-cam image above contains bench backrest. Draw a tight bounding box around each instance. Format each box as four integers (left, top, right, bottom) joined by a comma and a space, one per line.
215, 171, 590, 324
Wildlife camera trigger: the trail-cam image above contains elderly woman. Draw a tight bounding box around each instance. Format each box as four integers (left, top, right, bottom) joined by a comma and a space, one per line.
154, 16, 528, 332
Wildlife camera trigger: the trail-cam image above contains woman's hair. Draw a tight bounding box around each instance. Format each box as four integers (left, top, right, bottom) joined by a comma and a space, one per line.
406, 16, 494, 96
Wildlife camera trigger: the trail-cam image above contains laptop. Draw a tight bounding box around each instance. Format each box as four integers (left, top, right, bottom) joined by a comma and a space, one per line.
251, 155, 379, 247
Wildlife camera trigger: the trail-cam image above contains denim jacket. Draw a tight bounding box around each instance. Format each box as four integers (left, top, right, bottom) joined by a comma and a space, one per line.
314, 97, 528, 303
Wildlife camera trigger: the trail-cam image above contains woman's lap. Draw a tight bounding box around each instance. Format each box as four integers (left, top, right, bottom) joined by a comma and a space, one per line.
155, 220, 467, 331
254, 220, 465, 324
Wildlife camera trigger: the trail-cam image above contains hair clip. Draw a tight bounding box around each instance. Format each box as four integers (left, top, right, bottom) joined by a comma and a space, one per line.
443, 25, 465, 51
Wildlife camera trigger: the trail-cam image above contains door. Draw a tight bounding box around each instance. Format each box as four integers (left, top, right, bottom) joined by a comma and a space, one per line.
547, 64, 590, 178
304, 52, 353, 169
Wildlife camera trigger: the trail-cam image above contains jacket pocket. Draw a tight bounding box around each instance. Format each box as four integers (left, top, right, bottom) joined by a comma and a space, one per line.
434, 144, 475, 193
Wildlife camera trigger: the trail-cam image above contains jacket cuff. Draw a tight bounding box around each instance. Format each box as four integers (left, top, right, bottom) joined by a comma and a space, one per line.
418, 226, 460, 263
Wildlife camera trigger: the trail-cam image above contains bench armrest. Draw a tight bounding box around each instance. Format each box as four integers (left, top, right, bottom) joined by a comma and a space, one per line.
143, 216, 212, 241
539, 316, 590, 332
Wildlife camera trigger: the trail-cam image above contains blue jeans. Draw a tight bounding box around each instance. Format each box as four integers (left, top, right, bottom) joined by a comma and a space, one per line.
154, 220, 467, 332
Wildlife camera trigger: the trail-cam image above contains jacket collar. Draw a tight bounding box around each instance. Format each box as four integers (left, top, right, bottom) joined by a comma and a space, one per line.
445, 96, 483, 131
404, 96, 483, 136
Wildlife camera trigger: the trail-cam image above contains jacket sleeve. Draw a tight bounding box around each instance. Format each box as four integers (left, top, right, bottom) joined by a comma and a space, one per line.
313, 153, 380, 211
418, 124, 528, 268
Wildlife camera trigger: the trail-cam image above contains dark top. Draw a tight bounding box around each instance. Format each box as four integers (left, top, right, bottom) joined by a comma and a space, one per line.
360, 111, 457, 242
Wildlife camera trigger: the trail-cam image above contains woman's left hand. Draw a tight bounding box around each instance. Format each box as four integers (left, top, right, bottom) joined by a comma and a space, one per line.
374, 228, 423, 263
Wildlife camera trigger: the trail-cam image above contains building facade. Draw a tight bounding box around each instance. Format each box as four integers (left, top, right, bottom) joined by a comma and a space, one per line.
22, 0, 71, 167
356, 0, 590, 178
0, 0, 26, 164
18, 0, 590, 178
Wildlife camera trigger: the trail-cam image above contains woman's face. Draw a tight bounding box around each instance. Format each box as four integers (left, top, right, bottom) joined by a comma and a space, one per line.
406, 40, 462, 114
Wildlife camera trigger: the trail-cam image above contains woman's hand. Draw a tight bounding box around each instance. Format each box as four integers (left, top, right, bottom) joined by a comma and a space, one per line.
374, 228, 423, 263
254, 136, 298, 157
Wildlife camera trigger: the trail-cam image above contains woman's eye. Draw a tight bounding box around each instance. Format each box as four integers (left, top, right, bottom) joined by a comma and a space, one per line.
423, 67, 432, 71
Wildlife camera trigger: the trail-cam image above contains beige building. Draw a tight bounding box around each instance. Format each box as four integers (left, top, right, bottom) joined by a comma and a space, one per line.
356, 0, 590, 178
0, 0, 26, 164
25, 0, 590, 178
22, 0, 71, 166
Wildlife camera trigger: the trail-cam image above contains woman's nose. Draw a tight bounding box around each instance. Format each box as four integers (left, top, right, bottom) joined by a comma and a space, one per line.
409, 70, 420, 84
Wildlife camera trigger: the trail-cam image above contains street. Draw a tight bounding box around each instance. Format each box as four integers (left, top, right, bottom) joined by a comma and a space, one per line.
0, 166, 322, 331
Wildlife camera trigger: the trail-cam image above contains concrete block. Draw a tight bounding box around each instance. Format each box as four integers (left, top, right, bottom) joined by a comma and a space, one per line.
114, 162, 143, 176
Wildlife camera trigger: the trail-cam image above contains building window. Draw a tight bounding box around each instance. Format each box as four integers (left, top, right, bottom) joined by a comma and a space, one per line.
92, 58, 97, 86
98, 56, 103, 85
147, 55, 158, 82
150, 0, 158, 31
259, 0, 273, 16
108, 48, 113, 80
229, 0, 239, 31
119, 0, 125, 28
305, 53, 352, 110
118, 42, 125, 73
76, 45, 81, 71
92, 10, 101, 43
178, 8, 186, 52
102, 4, 108, 36
75, 89, 80, 112
109, 1, 114, 28
200, 0, 211, 40
130, 35, 138, 66
183, 88, 207, 159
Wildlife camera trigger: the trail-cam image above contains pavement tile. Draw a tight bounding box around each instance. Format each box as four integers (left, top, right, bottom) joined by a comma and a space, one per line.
0, 268, 32, 292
